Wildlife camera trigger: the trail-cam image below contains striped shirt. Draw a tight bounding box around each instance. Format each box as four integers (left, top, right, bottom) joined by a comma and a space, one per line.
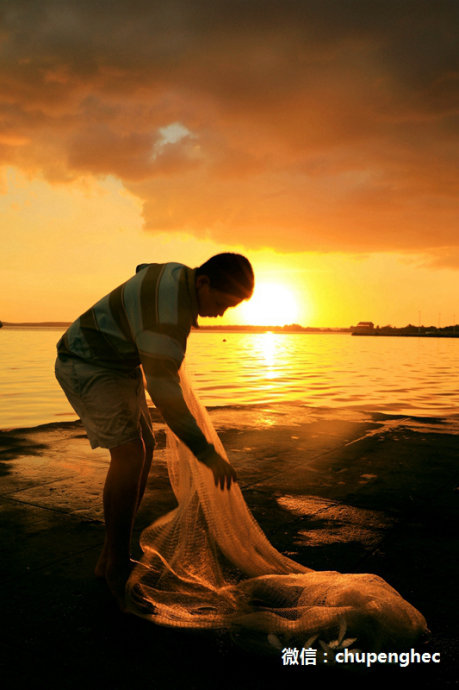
57, 262, 211, 459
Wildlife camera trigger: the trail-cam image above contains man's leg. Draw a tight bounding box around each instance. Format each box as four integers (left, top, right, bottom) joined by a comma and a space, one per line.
136, 414, 155, 511
55, 356, 155, 607
97, 437, 146, 609
95, 412, 155, 571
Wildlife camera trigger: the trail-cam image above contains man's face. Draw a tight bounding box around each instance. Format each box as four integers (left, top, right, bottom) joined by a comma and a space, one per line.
196, 276, 242, 317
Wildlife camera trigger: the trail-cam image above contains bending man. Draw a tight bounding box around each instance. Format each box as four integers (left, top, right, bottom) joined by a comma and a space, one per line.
55, 253, 254, 608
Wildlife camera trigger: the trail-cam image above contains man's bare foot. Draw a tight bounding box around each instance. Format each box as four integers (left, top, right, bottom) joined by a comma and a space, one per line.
105, 562, 131, 612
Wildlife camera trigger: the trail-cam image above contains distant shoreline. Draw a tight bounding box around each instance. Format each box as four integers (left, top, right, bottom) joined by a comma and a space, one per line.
0, 321, 350, 333
1, 322, 71, 328
1, 322, 457, 337
353, 332, 459, 338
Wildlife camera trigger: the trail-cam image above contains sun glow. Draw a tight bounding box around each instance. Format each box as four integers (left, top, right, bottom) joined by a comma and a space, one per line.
239, 282, 301, 326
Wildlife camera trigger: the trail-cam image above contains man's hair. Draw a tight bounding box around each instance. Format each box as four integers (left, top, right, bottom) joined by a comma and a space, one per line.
196, 253, 254, 299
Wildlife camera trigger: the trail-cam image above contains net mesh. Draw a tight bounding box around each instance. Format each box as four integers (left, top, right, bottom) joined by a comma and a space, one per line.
126, 366, 428, 651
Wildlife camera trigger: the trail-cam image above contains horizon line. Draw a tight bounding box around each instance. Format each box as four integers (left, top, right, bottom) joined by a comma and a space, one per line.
1, 321, 458, 331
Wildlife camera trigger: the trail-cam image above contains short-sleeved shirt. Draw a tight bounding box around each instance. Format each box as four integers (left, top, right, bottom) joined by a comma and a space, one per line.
57, 262, 211, 458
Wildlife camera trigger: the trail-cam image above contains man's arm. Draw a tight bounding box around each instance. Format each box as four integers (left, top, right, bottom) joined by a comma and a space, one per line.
140, 353, 237, 490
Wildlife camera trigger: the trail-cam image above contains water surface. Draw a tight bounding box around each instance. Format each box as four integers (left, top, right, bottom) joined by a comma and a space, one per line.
0, 327, 457, 430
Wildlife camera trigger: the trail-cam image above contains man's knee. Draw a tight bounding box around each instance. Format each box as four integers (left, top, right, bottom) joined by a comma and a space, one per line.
109, 438, 145, 466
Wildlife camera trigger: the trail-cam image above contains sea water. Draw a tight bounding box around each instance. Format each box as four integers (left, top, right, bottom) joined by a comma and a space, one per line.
0, 327, 458, 430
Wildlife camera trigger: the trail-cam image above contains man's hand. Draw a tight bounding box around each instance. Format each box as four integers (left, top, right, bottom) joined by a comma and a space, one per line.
198, 448, 237, 490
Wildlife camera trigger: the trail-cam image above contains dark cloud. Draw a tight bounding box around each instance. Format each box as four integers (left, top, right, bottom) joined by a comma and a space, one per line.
1, 0, 458, 255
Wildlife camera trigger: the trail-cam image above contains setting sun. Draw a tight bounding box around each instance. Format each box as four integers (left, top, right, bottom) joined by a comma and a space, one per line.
238, 282, 301, 326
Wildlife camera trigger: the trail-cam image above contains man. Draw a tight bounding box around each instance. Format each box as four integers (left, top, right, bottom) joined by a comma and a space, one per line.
55, 253, 254, 608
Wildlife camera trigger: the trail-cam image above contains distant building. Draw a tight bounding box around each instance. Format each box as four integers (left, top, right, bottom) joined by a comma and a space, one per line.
351, 321, 375, 335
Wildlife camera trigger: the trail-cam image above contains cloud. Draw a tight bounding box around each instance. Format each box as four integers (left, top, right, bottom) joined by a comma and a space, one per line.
1, 0, 458, 255
418, 246, 459, 271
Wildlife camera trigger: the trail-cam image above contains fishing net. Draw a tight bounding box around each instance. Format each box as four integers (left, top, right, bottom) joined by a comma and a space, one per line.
126, 366, 428, 652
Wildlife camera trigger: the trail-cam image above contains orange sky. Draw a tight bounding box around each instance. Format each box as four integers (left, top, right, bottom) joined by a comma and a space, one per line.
1, 1, 458, 327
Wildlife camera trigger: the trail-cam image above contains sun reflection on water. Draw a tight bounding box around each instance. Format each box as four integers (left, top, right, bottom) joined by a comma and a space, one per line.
258, 331, 283, 379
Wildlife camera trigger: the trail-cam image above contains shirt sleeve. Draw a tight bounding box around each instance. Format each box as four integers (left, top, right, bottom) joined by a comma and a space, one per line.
136, 330, 213, 460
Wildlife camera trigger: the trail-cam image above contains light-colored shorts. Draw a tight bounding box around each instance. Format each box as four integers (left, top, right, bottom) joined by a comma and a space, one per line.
55, 354, 155, 450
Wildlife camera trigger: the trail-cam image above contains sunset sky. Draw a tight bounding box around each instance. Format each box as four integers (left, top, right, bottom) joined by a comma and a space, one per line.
1, 0, 458, 328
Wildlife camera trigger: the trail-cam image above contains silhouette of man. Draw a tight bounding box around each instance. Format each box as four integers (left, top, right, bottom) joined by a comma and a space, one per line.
55, 253, 254, 607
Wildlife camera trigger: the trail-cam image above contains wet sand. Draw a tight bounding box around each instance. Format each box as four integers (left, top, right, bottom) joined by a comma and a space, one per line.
1, 409, 458, 689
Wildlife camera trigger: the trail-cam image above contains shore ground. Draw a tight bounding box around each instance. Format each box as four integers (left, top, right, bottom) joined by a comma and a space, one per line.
1, 408, 458, 689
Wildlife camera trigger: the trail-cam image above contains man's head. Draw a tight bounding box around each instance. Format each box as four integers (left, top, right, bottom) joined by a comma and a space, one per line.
195, 253, 254, 318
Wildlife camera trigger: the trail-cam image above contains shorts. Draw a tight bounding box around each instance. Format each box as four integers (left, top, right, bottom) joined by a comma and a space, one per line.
55, 354, 155, 450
